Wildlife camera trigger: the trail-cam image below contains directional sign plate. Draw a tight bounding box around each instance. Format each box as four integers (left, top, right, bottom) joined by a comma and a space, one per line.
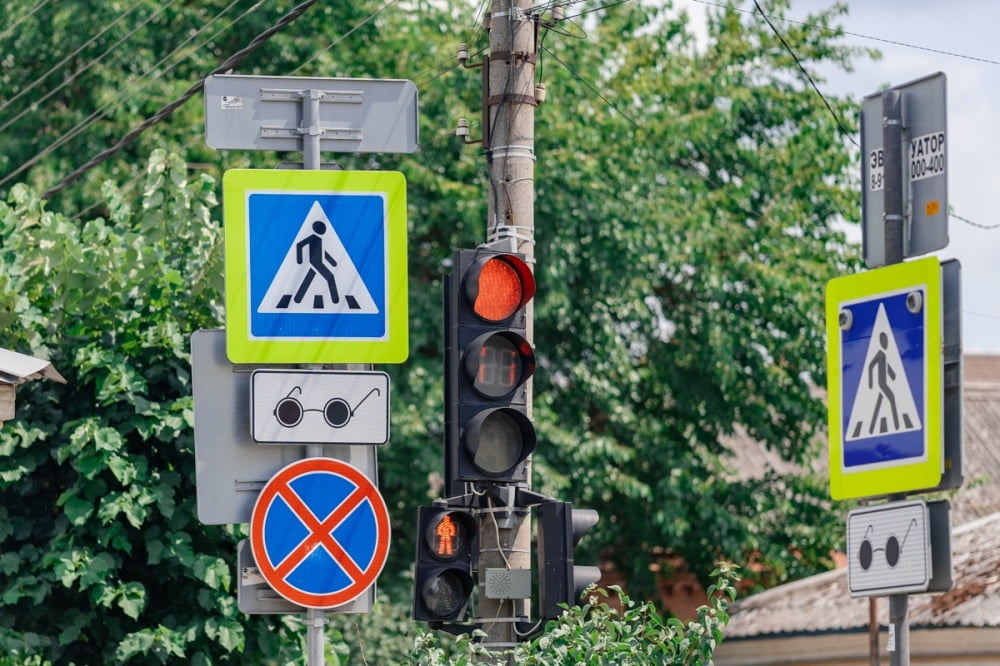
250, 458, 390, 609
205, 74, 418, 154
223, 169, 408, 364
847, 500, 930, 597
826, 256, 943, 500
252, 370, 389, 445
861, 72, 948, 267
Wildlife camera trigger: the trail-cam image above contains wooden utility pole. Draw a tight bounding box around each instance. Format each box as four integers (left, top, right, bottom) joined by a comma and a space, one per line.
478, 0, 538, 652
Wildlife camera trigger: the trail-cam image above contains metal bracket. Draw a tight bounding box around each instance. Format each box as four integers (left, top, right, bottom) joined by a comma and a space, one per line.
260, 88, 363, 104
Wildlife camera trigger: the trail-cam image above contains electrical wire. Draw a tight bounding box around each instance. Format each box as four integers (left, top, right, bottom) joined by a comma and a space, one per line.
751, 0, 858, 148
291, 0, 399, 74
0, 0, 183, 137
951, 212, 999, 230
0, 0, 258, 192
37, 0, 321, 199
0, 0, 52, 42
692, 0, 1000, 67
0, 0, 146, 121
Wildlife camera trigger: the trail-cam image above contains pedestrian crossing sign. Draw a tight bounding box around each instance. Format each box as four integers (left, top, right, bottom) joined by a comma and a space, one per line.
826, 256, 943, 501
223, 169, 408, 364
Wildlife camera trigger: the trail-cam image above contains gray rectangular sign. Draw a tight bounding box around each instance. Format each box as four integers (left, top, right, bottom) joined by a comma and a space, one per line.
847, 499, 951, 597
192, 329, 377, 525
861, 72, 948, 267
204, 74, 418, 154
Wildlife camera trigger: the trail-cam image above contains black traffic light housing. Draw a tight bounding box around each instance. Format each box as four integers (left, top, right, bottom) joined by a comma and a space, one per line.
445, 249, 537, 492
538, 501, 601, 620
413, 506, 478, 622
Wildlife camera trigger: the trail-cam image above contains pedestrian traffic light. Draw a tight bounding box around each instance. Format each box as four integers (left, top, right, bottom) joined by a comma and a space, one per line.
444, 249, 537, 491
413, 506, 477, 622
537, 501, 601, 620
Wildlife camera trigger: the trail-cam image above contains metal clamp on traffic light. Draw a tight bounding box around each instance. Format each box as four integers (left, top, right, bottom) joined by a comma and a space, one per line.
444, 248, 537, 493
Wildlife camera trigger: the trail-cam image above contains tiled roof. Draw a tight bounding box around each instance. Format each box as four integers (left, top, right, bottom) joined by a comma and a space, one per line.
724, 511, 1000, 638
721, 354, 1000, 639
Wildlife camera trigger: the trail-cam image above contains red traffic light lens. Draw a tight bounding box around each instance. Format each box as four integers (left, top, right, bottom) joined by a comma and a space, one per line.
467, 255, 535, 322
475, 258, 521, 321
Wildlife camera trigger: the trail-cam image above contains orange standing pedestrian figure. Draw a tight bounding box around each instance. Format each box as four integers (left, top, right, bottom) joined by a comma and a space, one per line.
435, 515, 457, 557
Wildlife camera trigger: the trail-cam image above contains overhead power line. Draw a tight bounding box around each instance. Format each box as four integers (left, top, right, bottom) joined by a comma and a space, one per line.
0, 0, 259, 192
0, 0, 181, 136
0, 0, 145, 121
0, 0, 52, 42
39, 0, 323, 200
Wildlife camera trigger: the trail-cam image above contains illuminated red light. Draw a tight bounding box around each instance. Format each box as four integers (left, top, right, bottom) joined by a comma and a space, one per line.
473, 258, 523, 321
435, 515, 457, 557
427, 512, 468, 561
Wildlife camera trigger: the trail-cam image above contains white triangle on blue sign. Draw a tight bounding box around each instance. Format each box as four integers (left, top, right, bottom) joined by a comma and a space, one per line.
845, 303, 921, 441
257, 201, 378, 314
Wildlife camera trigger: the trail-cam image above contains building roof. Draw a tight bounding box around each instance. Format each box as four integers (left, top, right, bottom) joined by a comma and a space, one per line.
722, 354, 1000, 639
724, 511, 1000, 639
0, 347, 65, 385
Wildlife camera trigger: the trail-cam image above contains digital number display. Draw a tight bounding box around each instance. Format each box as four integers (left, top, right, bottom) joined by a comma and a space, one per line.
472, 335, 522, 398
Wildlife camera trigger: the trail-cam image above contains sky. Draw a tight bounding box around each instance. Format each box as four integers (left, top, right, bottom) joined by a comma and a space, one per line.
678, 0, 1000, 353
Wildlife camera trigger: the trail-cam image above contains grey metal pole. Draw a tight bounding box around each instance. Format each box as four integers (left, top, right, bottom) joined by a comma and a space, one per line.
882, 90, 904, 265
889, 594, 909, 666
479, 0, 536, 655
303, 89, 323, 171
882, 90, 909, 666
302, 88, 325, 666
869, 598, 879, 666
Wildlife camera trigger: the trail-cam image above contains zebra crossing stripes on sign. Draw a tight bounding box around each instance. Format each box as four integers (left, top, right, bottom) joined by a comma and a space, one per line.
844, 303, 922, 442
825, 256, 944, 501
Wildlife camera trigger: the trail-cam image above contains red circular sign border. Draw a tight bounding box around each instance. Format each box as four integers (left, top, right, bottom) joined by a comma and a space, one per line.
249, 458, 390, 609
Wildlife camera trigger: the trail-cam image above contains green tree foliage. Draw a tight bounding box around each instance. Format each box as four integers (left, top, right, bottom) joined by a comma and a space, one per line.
0, 152, 328, 663
411, 563, 740, 665
0, 0, 868, 662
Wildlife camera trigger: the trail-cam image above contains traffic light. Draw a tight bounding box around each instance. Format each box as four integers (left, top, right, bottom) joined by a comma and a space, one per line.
537, 501, 601, 620
413, 506, 477, 622
445, 249, 537, 490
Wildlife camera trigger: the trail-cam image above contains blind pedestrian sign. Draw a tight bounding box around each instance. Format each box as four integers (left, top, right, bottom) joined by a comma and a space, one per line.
249, 458, 390, 609
826, 257, 943, 500
224, 169, 408, 364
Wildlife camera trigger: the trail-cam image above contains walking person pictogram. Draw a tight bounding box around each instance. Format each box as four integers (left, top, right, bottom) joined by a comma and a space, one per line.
845, 302, 920, 441
257, 200, 379, 315
867, 332, 899, 434
294, 220, 339, 307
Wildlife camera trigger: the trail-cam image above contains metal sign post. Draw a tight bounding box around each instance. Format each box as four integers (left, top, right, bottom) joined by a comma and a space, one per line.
831, 72, 959, 666
201, 74, 417, 666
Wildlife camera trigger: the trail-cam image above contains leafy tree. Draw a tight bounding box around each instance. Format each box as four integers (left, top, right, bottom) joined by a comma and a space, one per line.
0, 0, 870, 662
0, 152, 295, 663
524, 0, 864, 590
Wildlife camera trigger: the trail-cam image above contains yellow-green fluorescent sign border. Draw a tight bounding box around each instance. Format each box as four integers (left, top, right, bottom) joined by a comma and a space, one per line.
223, 169, 408, 364
826, 256, 942, 501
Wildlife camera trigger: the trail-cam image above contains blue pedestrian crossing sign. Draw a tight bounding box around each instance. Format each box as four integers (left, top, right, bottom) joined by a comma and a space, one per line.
223, 169, 408, 364
826, 256, 943, 500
